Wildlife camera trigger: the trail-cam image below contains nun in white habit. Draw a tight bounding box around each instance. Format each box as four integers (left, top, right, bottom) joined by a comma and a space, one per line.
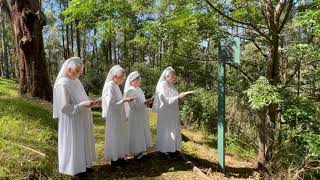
152, 67, 188, 158
124, 71, 153, 159
53, 57, 96, 176
101, 65, 134, 165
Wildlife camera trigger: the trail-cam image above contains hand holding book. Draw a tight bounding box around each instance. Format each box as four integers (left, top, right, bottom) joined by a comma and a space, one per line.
178, 90, 194, 100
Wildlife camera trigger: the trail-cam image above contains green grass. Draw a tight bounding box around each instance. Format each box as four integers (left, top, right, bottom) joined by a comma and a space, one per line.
226, 142, 256, 160
0, 78, 59, 178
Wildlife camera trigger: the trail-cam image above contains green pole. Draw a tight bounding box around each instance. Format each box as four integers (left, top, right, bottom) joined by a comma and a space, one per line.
217, 36, 240, 173
217, 61, 225, 172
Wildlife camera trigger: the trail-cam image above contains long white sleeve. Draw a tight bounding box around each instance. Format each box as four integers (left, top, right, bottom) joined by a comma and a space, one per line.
127, 89, 145, 110
105, 85, 124, 109
55, 85, 83, 117
159, 92, 179, 106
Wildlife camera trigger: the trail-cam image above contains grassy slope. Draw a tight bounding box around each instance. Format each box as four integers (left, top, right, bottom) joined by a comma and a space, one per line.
0, 78, 58, 178
0, 78, 257, 179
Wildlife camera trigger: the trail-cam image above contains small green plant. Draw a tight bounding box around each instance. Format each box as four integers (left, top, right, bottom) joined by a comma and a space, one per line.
246, 76, 282, 110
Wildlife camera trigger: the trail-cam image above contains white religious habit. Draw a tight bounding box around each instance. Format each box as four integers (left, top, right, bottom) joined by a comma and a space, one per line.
102, 65, 129, 161
152, 67, 182, 153
53, 57, 96, 176
124, 71, 153, 156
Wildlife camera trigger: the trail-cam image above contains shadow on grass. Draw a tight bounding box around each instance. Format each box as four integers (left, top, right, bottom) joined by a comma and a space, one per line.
0, 79, 16, 86
181, 133, 191, 142
180, 130, 218, 149
74, 151, 255, 179
0, 96, 57, 130
0, 84, 17, 95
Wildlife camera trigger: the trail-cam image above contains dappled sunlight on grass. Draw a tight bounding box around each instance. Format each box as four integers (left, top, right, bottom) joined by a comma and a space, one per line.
0, 78, 60, 178
148, 109, 157, 126
91, 110, 106, 162
0, 78, 17, 97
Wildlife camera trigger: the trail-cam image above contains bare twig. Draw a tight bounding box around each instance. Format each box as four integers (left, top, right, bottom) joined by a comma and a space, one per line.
283, 62, 300, 87
229, 64, 254, 83
279, 0, 294, 32
193, 166, 212, 180
1, 138, 46, 157
251, 40, 268, 60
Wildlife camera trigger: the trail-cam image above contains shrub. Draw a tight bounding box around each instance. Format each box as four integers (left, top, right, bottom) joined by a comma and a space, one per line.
181, 88, 217, 131
272, 96, 320, 178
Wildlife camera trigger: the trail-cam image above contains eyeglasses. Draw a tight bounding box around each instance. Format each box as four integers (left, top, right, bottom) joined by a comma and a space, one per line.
120, 73, 126, 80
72, 67, 83, 78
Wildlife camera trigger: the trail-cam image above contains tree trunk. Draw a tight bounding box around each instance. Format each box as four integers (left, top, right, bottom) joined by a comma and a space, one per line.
257, 31, 280, 168
1, 16, 9, 78
82, 32, 87, 74
92, 43, 95, 67
116, 43, 120, 64
152, 53, 155, 68
297, 61, 301, 96
112, 39, 116, 64
108, 40, 112, 64
92, 28, 98, 66
256, 0, 292, 171
10, 50, 17, 78
61, 22, 66, 59
159, 39, 162, 70
257, 109, 268, 171
141, 49, 144, 63
75, 20, 81, 57
0, 57, 2, 76
123, 35, 129, 70
70, 21, 74, 56
6, 0, 52, 101
60, 1, 66, 59
101, 40, 110, 67
66, 23, 70, 58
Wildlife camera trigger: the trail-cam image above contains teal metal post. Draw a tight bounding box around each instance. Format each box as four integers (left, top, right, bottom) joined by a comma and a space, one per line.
217, 61, 225, 172
217, 36, 240, 173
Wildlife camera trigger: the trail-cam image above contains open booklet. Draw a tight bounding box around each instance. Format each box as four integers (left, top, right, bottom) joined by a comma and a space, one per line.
183, 90, 195, 96
149, 91, 194, 99
93, 95, 136, 103
93, 96, 106, 102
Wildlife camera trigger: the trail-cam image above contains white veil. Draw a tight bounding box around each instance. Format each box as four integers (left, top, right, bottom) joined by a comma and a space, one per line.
124, 71, 140, 94
101, 65, 125, 118
123, 71, 140, 118
152, 66, 175, 113
53, 57, 83, 89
